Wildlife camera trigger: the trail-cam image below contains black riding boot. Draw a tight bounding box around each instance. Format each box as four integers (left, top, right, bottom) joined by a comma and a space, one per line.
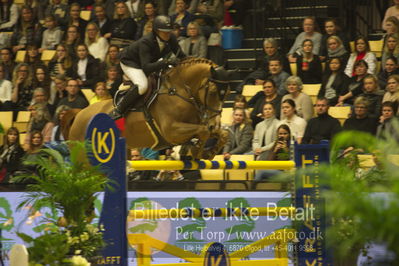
109, 85, 140, 120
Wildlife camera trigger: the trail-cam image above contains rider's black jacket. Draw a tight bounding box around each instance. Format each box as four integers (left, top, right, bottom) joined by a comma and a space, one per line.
119, 32, 186, 75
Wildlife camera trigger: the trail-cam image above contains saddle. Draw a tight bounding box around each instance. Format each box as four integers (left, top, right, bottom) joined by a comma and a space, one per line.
113, 73, 161, 111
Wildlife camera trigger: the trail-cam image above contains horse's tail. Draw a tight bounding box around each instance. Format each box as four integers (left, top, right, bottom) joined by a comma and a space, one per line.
60, 108, 82, 140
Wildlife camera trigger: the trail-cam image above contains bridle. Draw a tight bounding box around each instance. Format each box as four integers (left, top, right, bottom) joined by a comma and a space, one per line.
162, 77, 229, 124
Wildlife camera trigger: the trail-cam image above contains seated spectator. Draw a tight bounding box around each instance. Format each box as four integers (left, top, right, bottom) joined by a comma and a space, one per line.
41, 15, 63, 51
238, 58, 289, 94
281, 76, 314, 121
249, 79, 282, 127
343, 96, 379, 135
302, 97, 341, 144
24, 103, 54, 148
33, 66, 52, 96
106, 66, 122, 97
21, 130, 45, 175
381, 33, 399, 66
180, 21, 207, 58
62, 25, 81, 58
104, 44, 121, 68
383, 15, 399, 38
232, 94, 250, 118
126, 0, 145, 22
0, 127, 24, 183
325, 35, 350, 67
377, 101, 399, 140
382, 13, 399, 34
0, 0, 18, 32
344, 36, 377, 77
170, 0, 193, 37
319, 18, 350, 61
48, 44, 73, 78
296, 39, 322, 84
287, 16, 322, 63
109, 1, 137, 47
194, 0, 223, 37
50, 105, 71, 142
85, 22, 109, 62
0, 48, 15, 80
382, 1, 399, 30
223, 108, 253, 160
24, 45, 44, 72
256, 38, 291, 75
252, 102, 280, 160
45, 0, 68, 29
57, 79, 89, 109
0, 65, 12, 110
26, 0, 46, 23
280, 99, 307, 143
135, 1, 158, 40
5, 63, 33, 114
50, 74, 67, 106
318, 57, 350, 106
378, 56, 399, 89
67, 3, 88, 39
359, 74, 383, 118
383, 74, 399, 106
89, 81, 112, 104
127, 148, 158, 181
11, 6, 43, 53
338, 60, 369, 105
91, 4, 113, 37
68, 44, 102, 90
168, 0, 199, 16
31, 87, 54, 115
255, 124, 291, 180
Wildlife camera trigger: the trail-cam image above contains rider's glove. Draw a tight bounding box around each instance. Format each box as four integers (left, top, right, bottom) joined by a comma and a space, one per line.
165, 57, 179, 66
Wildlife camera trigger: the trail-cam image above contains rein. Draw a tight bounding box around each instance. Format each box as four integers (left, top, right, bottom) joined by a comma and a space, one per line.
160, 77, 222, 123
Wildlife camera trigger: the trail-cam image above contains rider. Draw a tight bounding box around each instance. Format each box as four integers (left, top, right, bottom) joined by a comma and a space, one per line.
109, 15, 186, 120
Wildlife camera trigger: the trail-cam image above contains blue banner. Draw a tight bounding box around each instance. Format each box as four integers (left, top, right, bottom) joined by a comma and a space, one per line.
294, 142, 332, 265
85, 113, 127, 266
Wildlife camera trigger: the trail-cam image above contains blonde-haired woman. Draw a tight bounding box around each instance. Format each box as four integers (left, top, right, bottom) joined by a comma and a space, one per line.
108, 1, 137, 47
48, 44, 73, 78
383, 74, 399, 104
180, 21, 207, 58
85, 22, 109, 61
281, 76, 314, 121
382, 33, 399, 65
325, 35, 349, 66
24, 103, 54, 149
223, 108, 253, 160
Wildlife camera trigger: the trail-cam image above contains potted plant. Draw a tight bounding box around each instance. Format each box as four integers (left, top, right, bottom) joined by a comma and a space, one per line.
13, 141, 111, 265
291, 130, 399, 264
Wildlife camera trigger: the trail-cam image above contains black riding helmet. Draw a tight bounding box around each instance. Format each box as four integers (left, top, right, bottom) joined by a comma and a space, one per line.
153, 15, 173, 33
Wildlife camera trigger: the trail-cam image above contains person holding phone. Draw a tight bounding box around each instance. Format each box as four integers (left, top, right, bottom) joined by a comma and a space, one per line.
254, 124, 291, 180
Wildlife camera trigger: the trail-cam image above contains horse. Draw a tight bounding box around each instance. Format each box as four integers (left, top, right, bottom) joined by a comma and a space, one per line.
67, 58, 231, 159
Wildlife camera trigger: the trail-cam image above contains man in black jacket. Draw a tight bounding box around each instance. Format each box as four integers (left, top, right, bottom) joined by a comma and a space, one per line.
302, 97, 342, 144
109, 15, 186, 120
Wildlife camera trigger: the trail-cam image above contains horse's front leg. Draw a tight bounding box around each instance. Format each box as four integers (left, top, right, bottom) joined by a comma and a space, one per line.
201, 129, 229, 160
163, 122, 210, 159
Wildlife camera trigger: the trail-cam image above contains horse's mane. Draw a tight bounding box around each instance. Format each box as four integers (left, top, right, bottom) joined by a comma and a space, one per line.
165, 57, 218, 77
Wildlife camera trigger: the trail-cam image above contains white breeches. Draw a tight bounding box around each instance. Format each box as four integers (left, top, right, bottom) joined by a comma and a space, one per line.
120, 62, 148, 95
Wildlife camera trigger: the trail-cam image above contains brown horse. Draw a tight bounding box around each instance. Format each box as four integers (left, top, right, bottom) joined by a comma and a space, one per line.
68, 58, 231, 159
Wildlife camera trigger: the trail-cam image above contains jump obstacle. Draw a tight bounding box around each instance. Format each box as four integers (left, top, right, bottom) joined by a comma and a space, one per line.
85, 113, 331, 266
